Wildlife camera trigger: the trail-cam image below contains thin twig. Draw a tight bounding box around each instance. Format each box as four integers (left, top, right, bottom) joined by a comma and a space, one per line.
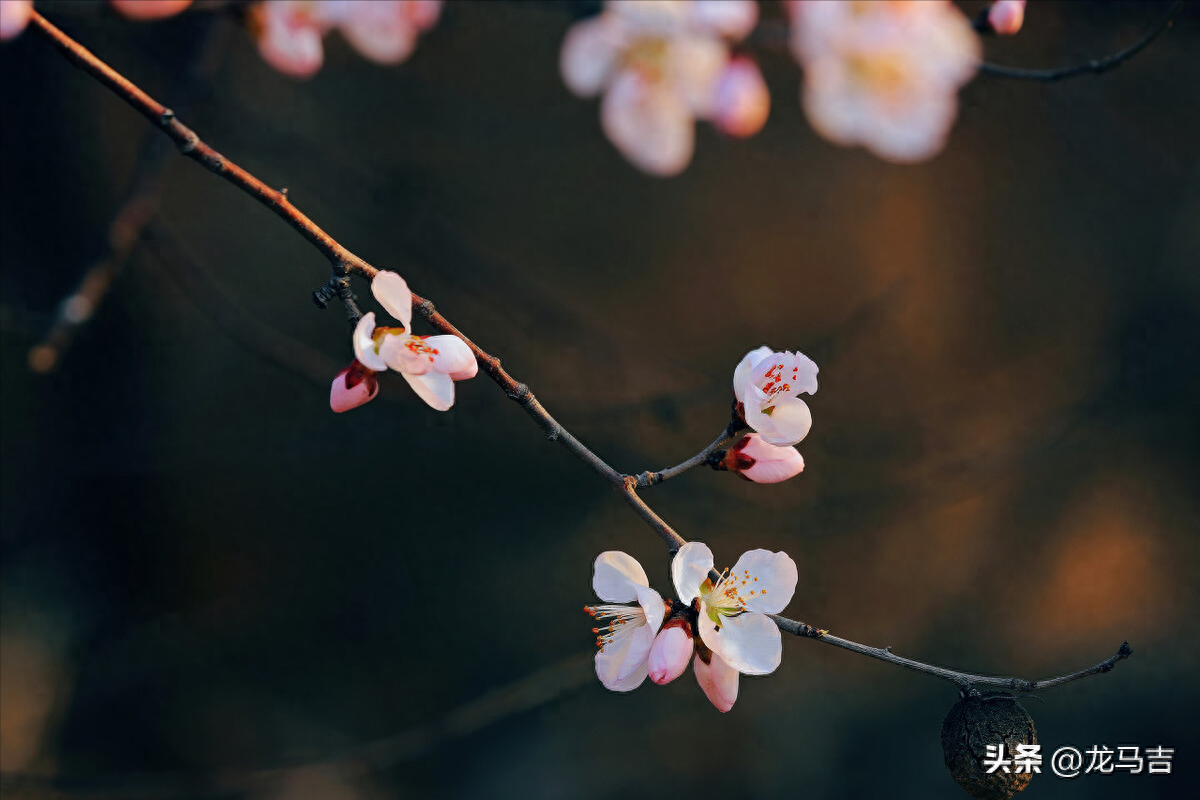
633, 420, 744, 488
979, 1, 1185, 82
26, 10, 1131, 698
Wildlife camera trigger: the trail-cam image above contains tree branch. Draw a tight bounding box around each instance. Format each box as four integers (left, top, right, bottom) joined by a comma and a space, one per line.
632, 419, 744, 488
979, 1, 1184, 82
26, 10, 1131, 698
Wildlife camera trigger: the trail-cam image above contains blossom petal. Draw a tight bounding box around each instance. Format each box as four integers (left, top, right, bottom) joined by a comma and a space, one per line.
688, 0, 758, 41
713, 57, 770, 138
671, 541, 713, 604
601, 69, 694, 177
380, 334, 434, 375
694, 650, 739, 711
425, 335, 477, 380
614, 623, 656, 684
761, 396, 812, 446
337, 0, 418, 64
667, 34, 728, 118
257, 1, 325, 79
352, 313, 388, 373
733, 346, 773, 403
635, 583, 666, 632
699, 609, 782, 675
560, 15, 623, 97
728, 549, 797, 614
329, 365, 379, 413
402, 369, 455, 411
593, 551, 649, 602
372, 270, 413, 330
596, 630, 650, 692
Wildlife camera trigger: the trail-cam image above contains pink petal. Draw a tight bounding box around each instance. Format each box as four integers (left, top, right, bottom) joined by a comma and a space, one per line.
730, 434, 805, 484
694, 650, 739, 712
601, 69, 695, 177
424, 335, 478, 380
371, 270, 413, 330
0, 0, 32, 41
109, 0, 192, 20
329, 362, 379, 412
560, 14, 624, 97
337, 0, 418, 64
688, 0, 758, 41
648, 622, 693, 686
257, 1, 326, 79
712, 56, 769, 138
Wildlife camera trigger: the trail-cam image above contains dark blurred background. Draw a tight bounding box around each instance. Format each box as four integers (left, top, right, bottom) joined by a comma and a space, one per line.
1, 2, 1197, 798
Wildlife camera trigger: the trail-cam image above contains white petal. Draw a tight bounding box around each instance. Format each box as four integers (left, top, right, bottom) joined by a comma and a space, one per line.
424, 335, 477, 380
699, 609, 782, 675
614, 623, 656, 684
728, 549, 797, 614
593, 551, 649, 602
784, 350, 819, 396
635, 583, 666, 632
597, 641, 649, 692
372, 270, 413, 330
601, 69, 695, 177
760, 396, 812, 446
380, 333, 434, 375
688, 0, 757, 41
402, 370, 455, 411
693, 650, 739, 711
667, 34, 728, 118
337, 0, 418, 64
560, 15, 623, 97
671, 541, 713, 604
732, 346, 773, 403
352, 313, 388, 373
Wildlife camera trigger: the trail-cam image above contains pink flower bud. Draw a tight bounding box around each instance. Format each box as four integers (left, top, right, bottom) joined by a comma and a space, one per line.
722, 434, 805, 484
330, 360, 380, 413
648, 621, 694, 685
693, 650, 739, 712
988, 0, 1025, 36
110, 0, 193, 20
0, 0, 33, 41
713, 57, 770, 139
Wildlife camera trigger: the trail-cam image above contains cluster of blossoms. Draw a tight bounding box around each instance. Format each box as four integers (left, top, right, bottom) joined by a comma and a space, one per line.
560, 0, 768, 176
587, 543, 798, 711
253, 0, 441, 79
330, 270, 478, 413
560, 0, 1008, 172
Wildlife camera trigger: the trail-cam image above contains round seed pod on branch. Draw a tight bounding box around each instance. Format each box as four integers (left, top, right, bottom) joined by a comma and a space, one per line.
941, 693, 1038, 800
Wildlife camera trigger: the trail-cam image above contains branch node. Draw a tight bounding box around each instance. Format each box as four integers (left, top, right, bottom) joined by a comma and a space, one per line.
159, 108, 175, 123
416, 299, 435, 318
506, 383, 531, 402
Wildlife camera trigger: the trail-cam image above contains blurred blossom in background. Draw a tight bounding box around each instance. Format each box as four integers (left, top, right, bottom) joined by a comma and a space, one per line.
0, 2, 1198, 799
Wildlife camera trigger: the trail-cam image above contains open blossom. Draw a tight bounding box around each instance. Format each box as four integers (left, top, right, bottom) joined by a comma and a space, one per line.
733, 346, 818, 447
256, 0, 442, 79
330, 270, 477, 413
787, 0, 980, 163
721, 433, 805, 484
110, 0, 193, 20
671, 542, 798, 701
0, 0, 32, 41
987, 0, 1026, 36
560, 0, 767, 176
587, 551, 667, 692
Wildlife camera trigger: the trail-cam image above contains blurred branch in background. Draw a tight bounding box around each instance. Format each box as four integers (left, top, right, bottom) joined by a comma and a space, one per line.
26, 13, 230, 375
978, 0, 1185, 82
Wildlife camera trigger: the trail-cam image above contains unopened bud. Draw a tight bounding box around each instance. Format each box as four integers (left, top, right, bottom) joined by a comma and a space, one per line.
330, 360, 380, 413
988, 1, 1026, 35
720, 434, 805, 484
648, 620, 693, 685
